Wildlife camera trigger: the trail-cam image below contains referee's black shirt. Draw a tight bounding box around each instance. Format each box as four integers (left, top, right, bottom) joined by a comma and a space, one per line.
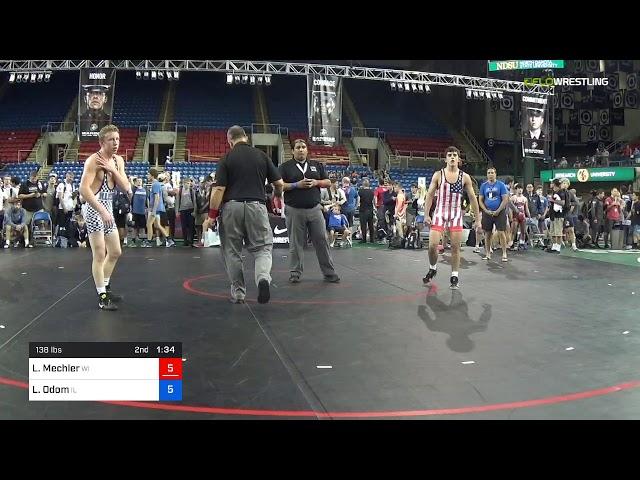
279, 159, 327, 209
216, 142, 281, 203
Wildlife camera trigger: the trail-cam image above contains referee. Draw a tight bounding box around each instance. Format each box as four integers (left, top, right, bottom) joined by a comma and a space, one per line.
206, 126, 284, 304
278, 139, 340, 284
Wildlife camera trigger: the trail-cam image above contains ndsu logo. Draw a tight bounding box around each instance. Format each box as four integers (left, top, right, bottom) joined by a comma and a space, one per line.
577, 169, 590, 182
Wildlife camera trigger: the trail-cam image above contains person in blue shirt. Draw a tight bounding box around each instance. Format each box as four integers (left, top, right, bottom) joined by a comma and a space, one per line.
341, 177, 359, 229
328, 204, 351, 248
146, 168, 172, 247
478, 166, 510, 261
130, 177, 149, 246
4, 199, 29, 248
532, 184, 549, 235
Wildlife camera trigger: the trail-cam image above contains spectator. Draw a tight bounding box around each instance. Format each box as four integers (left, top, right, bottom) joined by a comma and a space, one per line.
56, 171, 77, 240
69, 214, 89, 248
44, 173, 58, 235
630, 191, 640, 249
130, 177, 149, 247
175, 177, 197, 247
357, 178, 375, 243
4, 199, 30, 248
532, 184, 548, 234
341, 177, 358, 228
327, 204, 351, 247
18, 170, 46, 230
603, 188, 624, 249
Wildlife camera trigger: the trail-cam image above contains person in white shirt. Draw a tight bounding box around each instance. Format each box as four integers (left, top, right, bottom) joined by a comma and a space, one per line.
56, 171, 77, 235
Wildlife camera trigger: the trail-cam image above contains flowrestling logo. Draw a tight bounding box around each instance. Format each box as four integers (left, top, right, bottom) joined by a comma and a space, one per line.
524, 77, 609, 87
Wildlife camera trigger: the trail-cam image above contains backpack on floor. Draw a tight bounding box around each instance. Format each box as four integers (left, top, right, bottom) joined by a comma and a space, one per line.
388, 234, 405, 249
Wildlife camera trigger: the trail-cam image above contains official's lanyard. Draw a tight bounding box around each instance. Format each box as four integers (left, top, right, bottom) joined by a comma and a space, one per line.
295, 161, 308, 177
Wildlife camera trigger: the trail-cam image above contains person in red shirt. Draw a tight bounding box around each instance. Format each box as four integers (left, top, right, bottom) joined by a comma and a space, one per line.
374, 180, 391, 237
603, 187, 624, 248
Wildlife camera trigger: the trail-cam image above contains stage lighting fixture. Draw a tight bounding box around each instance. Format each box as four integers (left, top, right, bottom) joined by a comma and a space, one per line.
37, 73, 43, 82
15, 73, 22, 83
173, 70, 180, 80
143, 71, 149, 80
424, 85, 430, 93
151, 71, 157, 80
226, 74, 233, 84
22, 73, 29, 82
9, 73, 15, 83
390, 82, 396, 91
497, 92, 503, 99
44, 72, 51, 82
158, 71, 164, 80
250, 75, 256, 85
404, 82, 410, 91
241, 75, 248, 84
136, 71, 141, 79
397, 83, 404, 92
265, 75, 271, 86
166, 71, 173, 80
466, 89, 471, 99
257, 76, 263, 85
234, 75, 240, 84
411, 83, 417, 92
417, 83, 423, 92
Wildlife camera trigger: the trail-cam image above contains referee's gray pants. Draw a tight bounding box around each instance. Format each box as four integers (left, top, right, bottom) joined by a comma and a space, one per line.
219, 201, 273, 300
285, 204, 336, 278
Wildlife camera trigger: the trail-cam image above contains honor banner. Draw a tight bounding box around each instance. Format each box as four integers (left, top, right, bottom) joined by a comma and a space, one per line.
521, 94, 550, 159
308, 74, 342, 146
78, 68, 116, 141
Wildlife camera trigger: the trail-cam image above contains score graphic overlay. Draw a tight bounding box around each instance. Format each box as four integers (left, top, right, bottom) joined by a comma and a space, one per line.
29, 342, 182, 401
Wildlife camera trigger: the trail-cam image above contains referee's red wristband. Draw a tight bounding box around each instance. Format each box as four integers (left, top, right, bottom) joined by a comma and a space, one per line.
208, 208, 219, 220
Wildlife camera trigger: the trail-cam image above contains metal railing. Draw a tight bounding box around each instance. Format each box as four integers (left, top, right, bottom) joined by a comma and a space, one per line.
169, 148, 191, 162
147, 121, 177, 132
251, 123, 283, 135
63, 149, 79, 161
394, 149, 443, 160
125, 148, 144, 161
461, 127, 491, 164
40, 122, 76, 134
17, 149, 39, 162
350, 127, 384, 138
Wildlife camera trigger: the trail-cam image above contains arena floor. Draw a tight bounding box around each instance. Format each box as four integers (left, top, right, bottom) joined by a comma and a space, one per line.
1, 243, 638, 419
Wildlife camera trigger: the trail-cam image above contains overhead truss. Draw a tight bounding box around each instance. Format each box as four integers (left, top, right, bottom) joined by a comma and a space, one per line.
0, 60, 552, 95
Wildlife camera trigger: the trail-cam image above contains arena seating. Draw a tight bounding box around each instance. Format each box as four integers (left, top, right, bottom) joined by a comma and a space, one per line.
174, 72, 256, 129
112, 71, 166, 128
0, 130, 40, 163
0, 72, 77, 130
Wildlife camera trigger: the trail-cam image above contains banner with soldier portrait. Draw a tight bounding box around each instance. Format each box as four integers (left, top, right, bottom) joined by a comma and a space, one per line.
307, 74, 342, 147
521, 94, 550, 159
78, 68, 116, 141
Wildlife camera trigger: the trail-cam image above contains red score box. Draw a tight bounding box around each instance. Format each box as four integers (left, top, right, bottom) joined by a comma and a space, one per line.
159, 358, 183, 379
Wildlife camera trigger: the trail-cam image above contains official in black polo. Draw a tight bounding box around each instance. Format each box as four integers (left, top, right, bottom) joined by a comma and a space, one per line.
207, 126, 284, 304
278, 139, 340, 284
